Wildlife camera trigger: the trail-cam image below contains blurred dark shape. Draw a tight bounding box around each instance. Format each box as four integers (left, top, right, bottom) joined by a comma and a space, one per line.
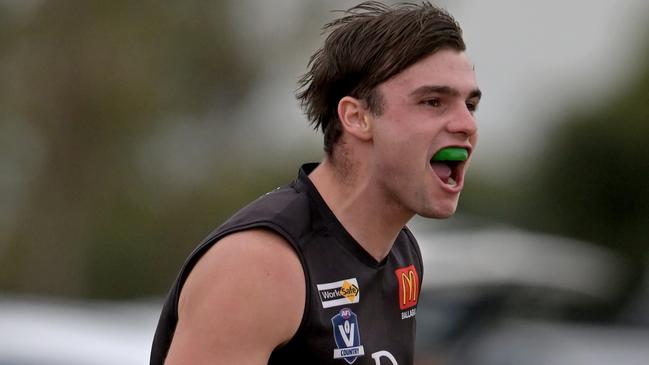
525, 46, 649, 311
529, 75, 649, 267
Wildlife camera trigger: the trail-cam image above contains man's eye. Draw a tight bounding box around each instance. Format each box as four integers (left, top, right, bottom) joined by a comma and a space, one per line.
423, 99, 441, 107
466, 102, 478, 113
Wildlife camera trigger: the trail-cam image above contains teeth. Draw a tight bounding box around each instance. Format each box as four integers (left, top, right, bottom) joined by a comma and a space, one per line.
447, 177, 457, 186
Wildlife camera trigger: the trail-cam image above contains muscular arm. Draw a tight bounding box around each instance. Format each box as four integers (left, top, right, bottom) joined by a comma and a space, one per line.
164, 229, 306, 365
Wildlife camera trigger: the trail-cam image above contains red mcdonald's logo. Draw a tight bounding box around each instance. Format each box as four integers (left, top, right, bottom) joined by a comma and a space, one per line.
394, 265, 419, 310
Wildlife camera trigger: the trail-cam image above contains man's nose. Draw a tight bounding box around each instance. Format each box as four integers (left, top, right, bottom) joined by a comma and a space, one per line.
446, 104, 477, 137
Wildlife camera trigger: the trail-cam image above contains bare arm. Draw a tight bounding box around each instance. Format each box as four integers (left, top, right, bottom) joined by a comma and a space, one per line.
164, 229, 306, 365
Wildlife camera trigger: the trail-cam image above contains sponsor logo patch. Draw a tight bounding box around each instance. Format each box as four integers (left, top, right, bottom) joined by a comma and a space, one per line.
331, 308, 365, 364
317, 278, 360, 308
395, 265, 419, 311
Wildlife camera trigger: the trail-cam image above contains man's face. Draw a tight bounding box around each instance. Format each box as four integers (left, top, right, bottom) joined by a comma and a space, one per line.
368, 49, 481, 219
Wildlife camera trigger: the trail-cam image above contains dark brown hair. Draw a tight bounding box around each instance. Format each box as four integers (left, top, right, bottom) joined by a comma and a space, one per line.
297, 1, 466, 157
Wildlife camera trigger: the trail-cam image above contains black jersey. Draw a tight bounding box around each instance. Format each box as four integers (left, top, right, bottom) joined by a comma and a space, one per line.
151, 163, 424, 365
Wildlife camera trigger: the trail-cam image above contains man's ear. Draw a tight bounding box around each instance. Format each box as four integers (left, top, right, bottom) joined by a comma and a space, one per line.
337, 96, 373, 141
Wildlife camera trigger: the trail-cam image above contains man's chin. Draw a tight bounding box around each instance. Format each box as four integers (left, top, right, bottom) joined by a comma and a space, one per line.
418, 204, 458, 219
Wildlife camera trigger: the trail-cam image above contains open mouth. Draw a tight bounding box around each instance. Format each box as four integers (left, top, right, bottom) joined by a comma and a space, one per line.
429, 147, 469, 187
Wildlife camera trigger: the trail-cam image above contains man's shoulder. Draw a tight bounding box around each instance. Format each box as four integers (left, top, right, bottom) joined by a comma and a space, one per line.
188, 229, 304, 286
220, 182, 313, 240
243, 184, 305, 214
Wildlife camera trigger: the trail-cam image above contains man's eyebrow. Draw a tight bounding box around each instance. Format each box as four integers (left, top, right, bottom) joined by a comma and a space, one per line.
410, 85, 482, 100
469, 88, 482, 100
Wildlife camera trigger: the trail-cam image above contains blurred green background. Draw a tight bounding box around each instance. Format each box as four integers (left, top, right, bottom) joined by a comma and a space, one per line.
0, 0, 647, 308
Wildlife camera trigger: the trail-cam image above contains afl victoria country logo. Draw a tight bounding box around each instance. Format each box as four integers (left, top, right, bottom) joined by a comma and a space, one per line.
331, 308, 365, 364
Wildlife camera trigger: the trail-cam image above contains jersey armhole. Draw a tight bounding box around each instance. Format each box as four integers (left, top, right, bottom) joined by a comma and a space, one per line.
172, 221, 312, 349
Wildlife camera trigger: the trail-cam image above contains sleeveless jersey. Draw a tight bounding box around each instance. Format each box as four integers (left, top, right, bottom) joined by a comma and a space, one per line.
151, 163, 424, 365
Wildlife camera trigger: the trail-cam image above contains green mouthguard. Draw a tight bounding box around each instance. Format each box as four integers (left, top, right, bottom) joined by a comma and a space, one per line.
432, 147, 468, 161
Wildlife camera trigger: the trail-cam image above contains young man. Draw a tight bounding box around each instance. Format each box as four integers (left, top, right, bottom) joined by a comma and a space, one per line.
151, 2, 481, 364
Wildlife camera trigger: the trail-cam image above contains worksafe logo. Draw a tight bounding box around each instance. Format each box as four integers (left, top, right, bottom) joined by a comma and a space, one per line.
395, 265, 419, 310
331, 308, 365, 364
317, 278, 360, 308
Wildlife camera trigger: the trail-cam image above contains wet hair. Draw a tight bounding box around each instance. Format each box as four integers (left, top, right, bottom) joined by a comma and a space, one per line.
297, 1, 466, 157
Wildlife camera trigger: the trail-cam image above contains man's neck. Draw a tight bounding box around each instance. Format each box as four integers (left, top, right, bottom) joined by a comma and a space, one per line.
308, 158, 413, 263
